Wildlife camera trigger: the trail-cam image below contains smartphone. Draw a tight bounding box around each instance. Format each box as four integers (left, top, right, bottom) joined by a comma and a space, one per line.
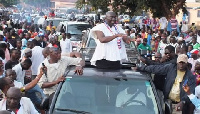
183, 79, 188, 86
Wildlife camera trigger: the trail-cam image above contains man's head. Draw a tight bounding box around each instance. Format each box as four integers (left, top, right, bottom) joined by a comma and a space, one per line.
170, 36, 176, 43
66, 33, 71, 39
16, 39, 22, 49
0, 77, 14, 93
177, 54, 188, 71
105, 11, 117, 26
49, 47, 61, 62
142, 38, 147, 45
192, 36, 197, 44
6, 87, 22, 109
177, 37, 183, 44
42, 47, 50, 58
61, 32, 66, 39
10, 49, 19, 60
5, 69, 17, 81
24, 48, 32, 58
27, 41, 33, 49
154, 52, 162, 62
188, 45, 193, 52
21, 58, 32, 70
165, 45, 175, 60
25, 33, 31, 40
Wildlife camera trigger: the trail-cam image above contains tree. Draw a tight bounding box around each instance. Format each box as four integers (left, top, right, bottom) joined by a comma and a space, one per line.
146, 0, 186, 19
76, 0, 110, 14
0, 0, 20, 7
75, 0, 187, 19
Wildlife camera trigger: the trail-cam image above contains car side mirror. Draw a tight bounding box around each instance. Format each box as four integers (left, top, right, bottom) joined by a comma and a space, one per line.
165, 99, 172, 114
40, 96, 49, 110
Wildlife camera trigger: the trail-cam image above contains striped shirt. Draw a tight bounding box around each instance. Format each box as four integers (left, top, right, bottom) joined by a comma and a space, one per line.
170, 18, 178, 30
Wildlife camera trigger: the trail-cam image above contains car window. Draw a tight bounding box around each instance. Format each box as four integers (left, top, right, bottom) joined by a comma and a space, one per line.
53, 76, 159, 114
67, 24, 92, 35
87, 37, 96, 48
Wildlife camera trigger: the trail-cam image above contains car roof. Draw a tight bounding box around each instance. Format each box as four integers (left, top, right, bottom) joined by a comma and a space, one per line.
66, 67, 150, 80
61, 21, 90, 25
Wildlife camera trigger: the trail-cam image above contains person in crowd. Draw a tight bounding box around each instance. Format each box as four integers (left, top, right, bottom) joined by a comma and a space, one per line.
90, 11, 132, 69
187, 45, 194, 58
5, 69, 23, 88
158, 33, 168, 56
16, 39, 22, 50
31, 39, 44, 78
0, 77, 14, 99
136, 54, 196, 114
155, 35, 161, 52
169, 36, 178, 48
150, 35, 156, 52
0, 87, 39, 114
38, 33, 46, 48
60, 33, 72, 56
5, 49, 19, 70
147, 29, 152, 46
137, 38, 152, 54
188, 49, 199, 72
38, 47, 85, 96
191, 36, 200, 50
12, 58, 32, 85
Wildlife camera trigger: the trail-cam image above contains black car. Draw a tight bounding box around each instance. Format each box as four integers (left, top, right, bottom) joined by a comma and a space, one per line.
42, 64, 169, 114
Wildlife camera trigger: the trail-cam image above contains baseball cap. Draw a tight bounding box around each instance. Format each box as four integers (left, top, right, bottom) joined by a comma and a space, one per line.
190, 49, 199, 55
177, 54, 188, 63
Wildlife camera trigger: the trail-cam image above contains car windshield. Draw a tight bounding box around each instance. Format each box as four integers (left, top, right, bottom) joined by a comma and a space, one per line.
53, 76, 159, 114
67, 24, 92, 35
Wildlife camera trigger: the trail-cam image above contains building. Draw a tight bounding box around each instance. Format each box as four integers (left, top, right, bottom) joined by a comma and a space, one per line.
51, 0, 77, 9
176, 0, 200, 27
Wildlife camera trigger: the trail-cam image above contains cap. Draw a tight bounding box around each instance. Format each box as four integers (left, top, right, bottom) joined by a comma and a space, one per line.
177, 54, 188, 63
24, 48, 32, 54
190, 49, 199, 55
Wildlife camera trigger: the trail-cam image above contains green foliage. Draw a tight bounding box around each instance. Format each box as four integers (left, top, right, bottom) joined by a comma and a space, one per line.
76, 0, 110, 14
146, 0, 186, 18
75, 0, 186, 18
0, 0, 19, 7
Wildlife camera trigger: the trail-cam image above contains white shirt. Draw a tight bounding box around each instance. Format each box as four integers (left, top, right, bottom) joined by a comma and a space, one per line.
157, 41, 168, 56
14, 80, 23, 88
159, 17, 167, 29
116, 88, 146, 107
38, 57, 82, 95
0, 97, 39, 114
12, 63, 25, 85
90, 23, 128, 66
60, 38, 72, 54
31, 46, 44, 75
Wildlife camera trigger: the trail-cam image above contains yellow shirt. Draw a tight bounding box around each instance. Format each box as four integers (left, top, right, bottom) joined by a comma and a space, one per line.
169, 70, 185, 102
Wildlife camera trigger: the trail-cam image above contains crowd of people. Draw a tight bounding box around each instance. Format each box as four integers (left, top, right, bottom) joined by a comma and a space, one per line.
0, 7, 86, 113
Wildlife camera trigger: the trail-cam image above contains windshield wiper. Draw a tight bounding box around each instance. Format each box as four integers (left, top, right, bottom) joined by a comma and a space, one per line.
56, 108, 91, 114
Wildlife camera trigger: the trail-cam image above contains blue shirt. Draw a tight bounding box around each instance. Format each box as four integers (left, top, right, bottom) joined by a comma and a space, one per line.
147, 34, 152, 46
